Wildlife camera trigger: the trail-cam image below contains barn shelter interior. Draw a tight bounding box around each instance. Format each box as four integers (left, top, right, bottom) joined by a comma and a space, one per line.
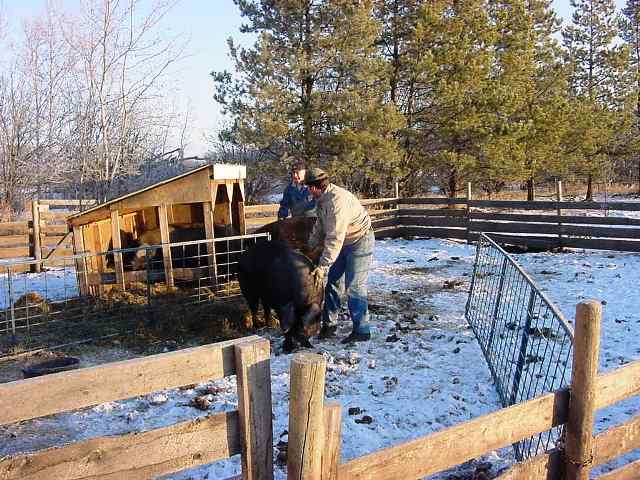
67, 164, 247, 296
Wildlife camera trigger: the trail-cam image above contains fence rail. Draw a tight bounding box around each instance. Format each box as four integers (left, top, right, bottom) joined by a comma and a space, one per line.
0, 336, 273, 480
4, 190, 640, 269
0, 199, 94, 272
244, 191, 640, 252
289, 304, 640, 480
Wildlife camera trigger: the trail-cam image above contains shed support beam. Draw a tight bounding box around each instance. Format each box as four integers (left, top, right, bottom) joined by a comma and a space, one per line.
203, 201, 218, 290
236, 181, 247, 236
158, 204, 174, 289
110, 210, 125, 289
72, 225, 89, 296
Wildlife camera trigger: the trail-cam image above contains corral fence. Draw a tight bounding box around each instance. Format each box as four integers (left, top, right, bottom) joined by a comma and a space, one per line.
244, 197, 400, 238
244, 184, 640, 253
288, 303, 640, 479
4, 186, 640, 274
397, 182, 640, 252
0, 336, 273, 480
1, 306, 638, 479
466, 233, 574, 460
0, 233, 268, 358
0, 199, 96, 273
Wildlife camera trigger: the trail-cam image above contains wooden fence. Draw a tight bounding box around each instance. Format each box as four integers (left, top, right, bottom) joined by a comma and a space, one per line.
289, 301, 640, 479
0, 199, 96, 272
4, 189, 640, 274
0, 305, 637, 479
0, 335, 273, 480
245, 187, 640, 252
395, 195, 640, 251
244, 198, 400, 238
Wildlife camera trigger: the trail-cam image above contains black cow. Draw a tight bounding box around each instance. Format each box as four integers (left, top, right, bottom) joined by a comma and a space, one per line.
106, 230, 140, 270
105, 224, 239, 273
238, 241, 323, 352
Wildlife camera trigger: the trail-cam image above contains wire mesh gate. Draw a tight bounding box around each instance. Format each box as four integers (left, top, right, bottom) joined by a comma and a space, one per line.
465, 233, 574, 460
0, 233, 268, 358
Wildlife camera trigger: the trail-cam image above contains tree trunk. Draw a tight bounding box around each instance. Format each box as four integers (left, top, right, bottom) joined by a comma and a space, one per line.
526, 178, 535, 202
448, 170, 457, 199
302, 5, 314, 165
585, 175, 593, 201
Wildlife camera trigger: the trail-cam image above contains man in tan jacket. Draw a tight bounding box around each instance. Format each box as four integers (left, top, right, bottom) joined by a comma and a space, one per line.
304, 168, 375, 344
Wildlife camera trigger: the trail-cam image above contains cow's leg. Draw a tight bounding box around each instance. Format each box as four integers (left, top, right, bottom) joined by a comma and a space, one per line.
301, 303, 322, 338
282, 333, 299, 353
258, 300, 270, 328
278, 302, 295, 332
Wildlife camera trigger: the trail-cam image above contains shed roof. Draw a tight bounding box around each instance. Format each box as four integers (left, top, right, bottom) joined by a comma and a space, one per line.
68, 163, 246, 222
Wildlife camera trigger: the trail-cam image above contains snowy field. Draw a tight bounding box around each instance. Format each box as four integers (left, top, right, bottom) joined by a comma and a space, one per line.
0, 237, 638, 478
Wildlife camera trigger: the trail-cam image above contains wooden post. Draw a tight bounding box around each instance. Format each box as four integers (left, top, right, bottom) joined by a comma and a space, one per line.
322, 402, 342, 480
557, 180, 563, 249
565, 300, 601, 480
225, 182, 234, 227
394, 180, 399, 200
203, 201, 219, 290
288, 353, 326, 480
110, 210, 125, 289
466, 182, 472, 243
234, 338, 273, 480
158, 204, 174, 289
237, 181, 247, 235
72, 225, 89, 296
31, 200, 42, 273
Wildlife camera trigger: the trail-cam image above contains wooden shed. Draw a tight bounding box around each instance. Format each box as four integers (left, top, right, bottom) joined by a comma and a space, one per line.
67, 164, 247, 295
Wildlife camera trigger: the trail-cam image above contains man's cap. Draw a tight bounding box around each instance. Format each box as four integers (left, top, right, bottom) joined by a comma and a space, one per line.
303, 167, 329, 184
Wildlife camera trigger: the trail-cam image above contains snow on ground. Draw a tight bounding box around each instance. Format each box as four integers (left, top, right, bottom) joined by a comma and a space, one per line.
0, 237, 638, 479
0, 267, 78, 309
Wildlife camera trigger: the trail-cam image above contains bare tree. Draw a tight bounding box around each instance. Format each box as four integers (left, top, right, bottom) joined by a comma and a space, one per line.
0, 64, 41, 217
56, 0, 187, 201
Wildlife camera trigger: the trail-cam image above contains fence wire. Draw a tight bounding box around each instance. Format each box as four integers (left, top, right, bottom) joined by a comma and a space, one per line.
0, 233, 268, 358
465, 233, 574, 460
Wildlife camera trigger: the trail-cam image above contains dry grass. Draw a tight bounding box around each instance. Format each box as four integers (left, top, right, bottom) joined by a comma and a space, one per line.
0, 283, 261, 358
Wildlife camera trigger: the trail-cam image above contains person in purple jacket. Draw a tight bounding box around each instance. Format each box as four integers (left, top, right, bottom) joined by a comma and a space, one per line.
277, 162, 316, 220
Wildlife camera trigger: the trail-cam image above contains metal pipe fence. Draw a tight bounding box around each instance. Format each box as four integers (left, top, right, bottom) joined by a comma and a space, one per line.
0, 233, 268, 358
465, 233, 574, 460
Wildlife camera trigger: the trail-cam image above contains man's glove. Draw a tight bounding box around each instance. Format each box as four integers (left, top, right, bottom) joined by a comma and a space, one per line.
311, 266, 327, 290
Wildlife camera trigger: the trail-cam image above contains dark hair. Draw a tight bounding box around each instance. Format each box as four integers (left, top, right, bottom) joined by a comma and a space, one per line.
306, 178, 329, 190
291, 161, 306, 172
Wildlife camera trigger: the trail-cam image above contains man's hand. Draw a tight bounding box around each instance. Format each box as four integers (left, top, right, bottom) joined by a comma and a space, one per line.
311, 266, 326, 289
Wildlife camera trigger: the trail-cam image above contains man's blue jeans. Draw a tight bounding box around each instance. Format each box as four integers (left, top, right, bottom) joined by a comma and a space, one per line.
322, 229, 374, 334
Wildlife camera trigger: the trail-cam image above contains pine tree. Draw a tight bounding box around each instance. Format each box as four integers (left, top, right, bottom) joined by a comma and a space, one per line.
373, 0, 422, 194
562, 0, 629, 200
407, 0, 496, 198
486, 0, 569, 200
212, 0, 403, 195
620, 0, 640, 191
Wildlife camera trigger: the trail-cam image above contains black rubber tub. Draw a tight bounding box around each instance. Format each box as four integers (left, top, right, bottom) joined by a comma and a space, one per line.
22, 357, 80, 379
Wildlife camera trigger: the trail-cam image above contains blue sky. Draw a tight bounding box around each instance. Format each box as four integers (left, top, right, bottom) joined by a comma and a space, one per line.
1, 0, 629, 156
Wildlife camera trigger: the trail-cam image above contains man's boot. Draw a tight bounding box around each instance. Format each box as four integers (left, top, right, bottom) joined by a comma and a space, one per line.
318, 324, 337, 339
